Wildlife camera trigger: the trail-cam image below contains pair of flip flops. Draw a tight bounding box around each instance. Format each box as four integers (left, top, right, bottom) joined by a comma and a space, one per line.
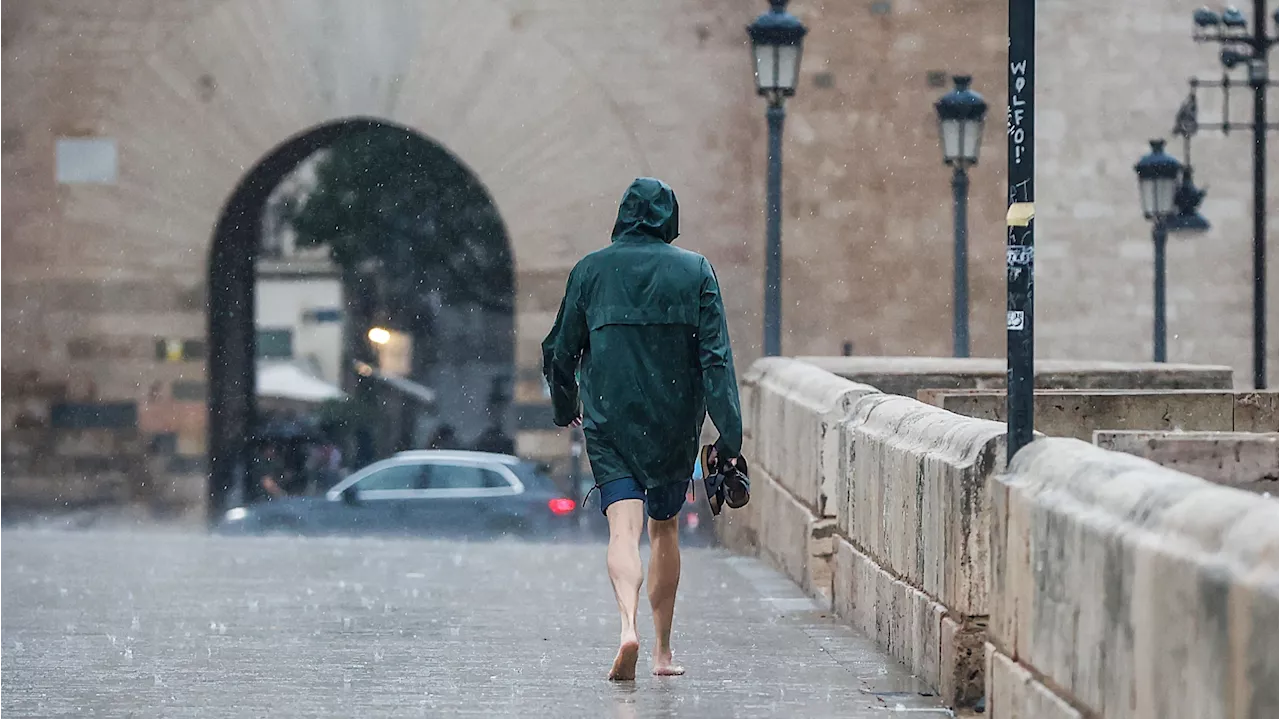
697, 444, 750, 517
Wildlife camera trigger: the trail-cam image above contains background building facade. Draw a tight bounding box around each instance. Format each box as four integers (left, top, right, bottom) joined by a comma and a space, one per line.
2, 0, 1275, 496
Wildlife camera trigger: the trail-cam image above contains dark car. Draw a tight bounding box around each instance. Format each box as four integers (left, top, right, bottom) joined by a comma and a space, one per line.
216, 451, 579, 540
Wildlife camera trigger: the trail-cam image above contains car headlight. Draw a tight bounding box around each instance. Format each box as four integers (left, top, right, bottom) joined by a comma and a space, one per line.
223, 507, 248, 522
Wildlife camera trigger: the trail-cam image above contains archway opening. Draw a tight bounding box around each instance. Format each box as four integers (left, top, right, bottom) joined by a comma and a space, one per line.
207, 118, 515, 521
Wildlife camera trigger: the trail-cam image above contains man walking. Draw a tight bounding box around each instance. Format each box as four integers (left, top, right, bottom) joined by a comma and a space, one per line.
542, 177, 742, 680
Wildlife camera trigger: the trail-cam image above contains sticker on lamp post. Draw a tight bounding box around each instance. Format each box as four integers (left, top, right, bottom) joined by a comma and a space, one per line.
1007, 311, 1026, 331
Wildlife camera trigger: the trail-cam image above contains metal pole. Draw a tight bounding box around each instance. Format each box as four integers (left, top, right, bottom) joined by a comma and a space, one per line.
1250, 0, 1269, 388
1153, 219, 1168, 362
952, 167, 971, 358
764, 101, 786, 357
1006, 0, 1036, 461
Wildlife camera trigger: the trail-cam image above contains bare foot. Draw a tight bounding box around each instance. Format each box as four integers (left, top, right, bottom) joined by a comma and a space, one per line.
608, 636, 640, 681
651, 650, 685, 676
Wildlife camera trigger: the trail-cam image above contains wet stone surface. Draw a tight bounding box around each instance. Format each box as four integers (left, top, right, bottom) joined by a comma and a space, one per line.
2, 529, 950, 718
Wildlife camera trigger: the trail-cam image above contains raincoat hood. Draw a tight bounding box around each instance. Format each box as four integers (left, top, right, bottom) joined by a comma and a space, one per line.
611, 177, 680, 243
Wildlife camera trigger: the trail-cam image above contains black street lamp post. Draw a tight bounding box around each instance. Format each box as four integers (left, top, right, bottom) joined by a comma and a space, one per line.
1134, 139, 1184, 363
1189, 2, 1278, 388
935, 76, 989, 358
748, 0, 807, 357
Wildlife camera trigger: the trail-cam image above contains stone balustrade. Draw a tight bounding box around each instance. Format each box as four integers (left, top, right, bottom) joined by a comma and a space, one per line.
800, 356, 1235, 397
916, 388, 1277, 441
720, 356, 1278, 715
1093, 430, 1278, 493
725, 358, 1006, 706
989, 439, 1278, 718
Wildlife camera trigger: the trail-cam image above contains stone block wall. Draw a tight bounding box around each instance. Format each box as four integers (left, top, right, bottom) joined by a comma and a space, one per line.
0, 368, 138, 510
7, 0, 1276, 508
3, 373, 254, 518
744, 358, 879, 516
728, 358, 876, 599
722, 356, 1277, 714
918, 389, 1238, 440
919, 389, 1278, 442
723, 357, 1005, 707
801, 357, 1236, 398
835, 392, 1006, 706
1093, 431, 1279, 494
988, 438, 1279, 719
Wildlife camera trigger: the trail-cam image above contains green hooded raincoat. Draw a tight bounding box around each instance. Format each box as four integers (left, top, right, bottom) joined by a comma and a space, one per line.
541, 178, 743, 491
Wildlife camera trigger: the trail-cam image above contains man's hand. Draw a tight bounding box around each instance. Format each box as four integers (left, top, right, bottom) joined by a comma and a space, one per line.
570, 415, 583, 428
706, 445, 738, 471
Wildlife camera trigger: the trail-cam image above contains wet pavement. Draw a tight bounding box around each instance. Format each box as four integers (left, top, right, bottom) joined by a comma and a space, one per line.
2, 529, 950, 718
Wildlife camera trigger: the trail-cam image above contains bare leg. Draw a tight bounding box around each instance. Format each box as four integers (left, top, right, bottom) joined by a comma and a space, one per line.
605, 499, 645, 680
647, 515, 685, 676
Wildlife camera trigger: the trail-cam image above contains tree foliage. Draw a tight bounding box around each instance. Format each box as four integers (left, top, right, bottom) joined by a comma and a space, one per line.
286, 127, 513, 318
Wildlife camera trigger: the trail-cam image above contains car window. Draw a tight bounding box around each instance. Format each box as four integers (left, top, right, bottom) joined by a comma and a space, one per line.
420, 464, 510, 490
357, 464, 427, 491
511, 462, 559, 493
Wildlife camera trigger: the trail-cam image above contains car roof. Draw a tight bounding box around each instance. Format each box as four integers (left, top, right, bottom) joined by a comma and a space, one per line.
391, 450, 523, 466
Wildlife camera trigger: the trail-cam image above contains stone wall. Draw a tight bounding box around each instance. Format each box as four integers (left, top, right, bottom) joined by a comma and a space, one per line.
723, 356, 1277, 714
1093, 431, 1279, 494
988, 438, 1279, 719
1, 0, 769, 505
834, 393, 1005, 706
802, 356, 1236, 397
7, 0, 1277, 386
726, 358, 878, 596
724, 357, 1005, 707
744, 358, 879, 517
4, 0, 1277, 507
918, 389, 1278, 441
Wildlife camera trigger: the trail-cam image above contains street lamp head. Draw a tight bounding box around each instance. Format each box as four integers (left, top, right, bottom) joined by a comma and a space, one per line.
1220, 47, 1251, 68
1134, 139, 1183, 220
1193, 7, 1222, 27
1221, 6, 1248, 28
747, 0, 808, 104
934, 75, 988, 168
1167, 166, 1212, 233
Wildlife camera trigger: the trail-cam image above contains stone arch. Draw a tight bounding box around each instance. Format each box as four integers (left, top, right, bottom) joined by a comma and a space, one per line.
63, 0, 652, 518
207, 116, 515, 519
58, 0, 654, 359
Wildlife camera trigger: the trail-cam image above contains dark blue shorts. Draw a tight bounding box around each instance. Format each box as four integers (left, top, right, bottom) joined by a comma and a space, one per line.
598, 477, 689, 521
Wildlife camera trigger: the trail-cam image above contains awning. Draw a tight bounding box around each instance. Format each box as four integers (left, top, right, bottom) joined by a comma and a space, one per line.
352, 360, 436, 404
257, 363, 344, 403
375, 373, 437, 404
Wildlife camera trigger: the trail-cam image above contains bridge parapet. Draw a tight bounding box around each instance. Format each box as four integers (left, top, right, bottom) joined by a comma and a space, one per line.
723, 357, 1278, 715
989, 439, 1278, 718
725, 358, 1003, 706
